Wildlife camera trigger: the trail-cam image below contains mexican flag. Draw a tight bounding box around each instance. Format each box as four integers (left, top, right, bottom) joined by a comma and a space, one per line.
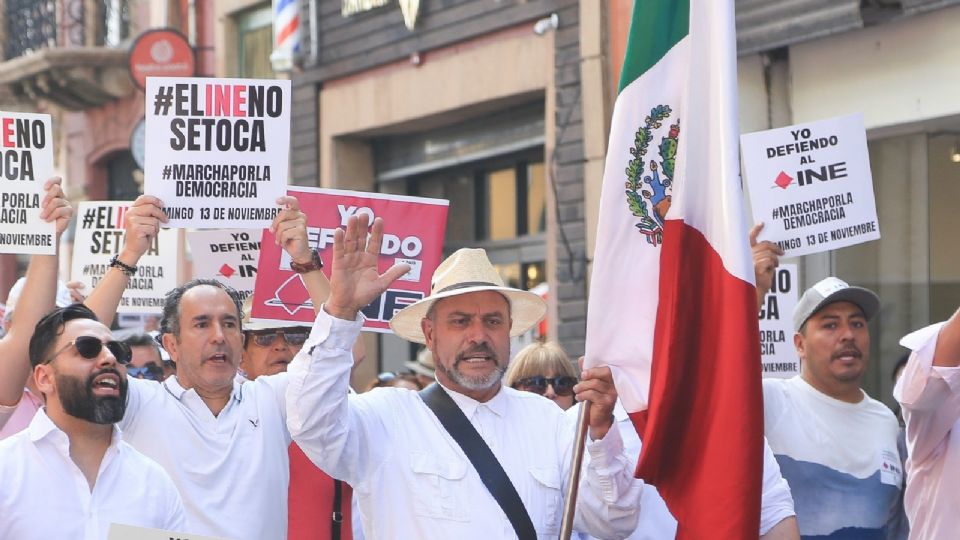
584, 1, 763, 537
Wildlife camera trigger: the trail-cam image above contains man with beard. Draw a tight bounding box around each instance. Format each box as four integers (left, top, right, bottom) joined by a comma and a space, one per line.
761, 277, 904, 539
0, 304, 185, 539
286, 215, 641, 539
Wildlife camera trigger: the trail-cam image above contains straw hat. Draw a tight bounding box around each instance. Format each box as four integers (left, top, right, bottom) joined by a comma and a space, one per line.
389, 248, 547, 344
242, 295, 309, 332
404, 348, 436, 377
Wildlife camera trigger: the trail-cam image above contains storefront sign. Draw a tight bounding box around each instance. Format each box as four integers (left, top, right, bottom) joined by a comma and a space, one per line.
144, 77, 291, 229
71, 202, 180, 314
188, 228, 262, 301
128, 29, 195, 91
0, 111, 56, 255
342, 0, 420, 29
251, 187, 449, 332
758, 263, 800, 379
741, 113, 881, 257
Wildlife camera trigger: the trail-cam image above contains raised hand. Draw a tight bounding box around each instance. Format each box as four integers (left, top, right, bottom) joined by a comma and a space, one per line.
270, 196, 312, 264
39, 177, 73, 236
750, 223, 783, 310
120, 195, 168, 265
324, 214, 410, 321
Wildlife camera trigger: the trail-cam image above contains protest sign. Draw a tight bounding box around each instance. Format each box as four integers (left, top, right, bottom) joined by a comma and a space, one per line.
252, 187, 449, 332
758, 263, 800, 378
71, 202, 180, 314
108, 523, 228, 540
741, 113, 880, 257
0, 112, 56, 255
144, 77, 291, 228
188, 228, 261, 301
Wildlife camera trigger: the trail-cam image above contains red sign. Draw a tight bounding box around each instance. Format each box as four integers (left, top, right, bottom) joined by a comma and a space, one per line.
128, 29, 195, 90
251, 187, 449, 333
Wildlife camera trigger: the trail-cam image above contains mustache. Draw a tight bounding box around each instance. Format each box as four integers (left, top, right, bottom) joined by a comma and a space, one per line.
454, 343, 497, 364
831, 346, 862, 360
88, 367, 124, 389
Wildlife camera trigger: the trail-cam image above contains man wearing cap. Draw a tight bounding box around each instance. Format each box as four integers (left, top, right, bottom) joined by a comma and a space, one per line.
287, 215, 641, 539
0, 304, 186, 538
760, 276, 904, 539
893, 307, 960, 539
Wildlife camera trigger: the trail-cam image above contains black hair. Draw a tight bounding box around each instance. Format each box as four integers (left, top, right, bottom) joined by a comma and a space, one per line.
29, 303, 99, 368
158, 279, 243, 341
891, 352, 910, 383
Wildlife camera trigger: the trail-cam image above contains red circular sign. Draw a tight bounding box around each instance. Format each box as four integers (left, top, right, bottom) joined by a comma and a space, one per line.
128, 29, 195, 90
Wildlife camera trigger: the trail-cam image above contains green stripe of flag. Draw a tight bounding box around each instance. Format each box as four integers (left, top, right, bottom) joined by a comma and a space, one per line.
618, 0, 690, 93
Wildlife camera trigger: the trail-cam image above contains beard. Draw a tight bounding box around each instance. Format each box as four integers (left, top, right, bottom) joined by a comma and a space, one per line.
56, 369, 128, 425
436, 343, 506, 391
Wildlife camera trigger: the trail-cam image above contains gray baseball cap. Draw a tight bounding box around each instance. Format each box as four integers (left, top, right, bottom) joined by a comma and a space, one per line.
793, 277, 879, 332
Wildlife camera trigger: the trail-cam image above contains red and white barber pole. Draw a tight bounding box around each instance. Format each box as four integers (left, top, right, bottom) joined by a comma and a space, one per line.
270, 0, 300, 72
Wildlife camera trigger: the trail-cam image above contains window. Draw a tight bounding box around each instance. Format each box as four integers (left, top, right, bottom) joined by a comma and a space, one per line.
236, 5, 273, 79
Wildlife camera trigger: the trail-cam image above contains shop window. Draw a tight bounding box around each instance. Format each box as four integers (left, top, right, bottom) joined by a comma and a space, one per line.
105, 150, 140, 201
236, 5, 273, 79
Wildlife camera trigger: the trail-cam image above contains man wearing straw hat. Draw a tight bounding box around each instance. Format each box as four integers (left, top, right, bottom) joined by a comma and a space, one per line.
287, 215, 640, 540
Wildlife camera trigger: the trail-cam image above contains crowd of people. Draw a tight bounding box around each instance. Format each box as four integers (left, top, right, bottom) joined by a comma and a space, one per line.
0, 179, 957, 540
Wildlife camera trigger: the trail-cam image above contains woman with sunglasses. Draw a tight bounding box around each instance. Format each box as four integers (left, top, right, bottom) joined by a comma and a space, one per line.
504, 341, 579, 410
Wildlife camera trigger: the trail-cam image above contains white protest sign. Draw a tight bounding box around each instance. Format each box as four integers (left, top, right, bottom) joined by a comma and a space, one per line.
741, 113, 880, 257
758, 263, 800, 378
187, 228, 261, 301
108, 523, 229, 540
144, 77, 291, 228
71, 202, 180, 314
0, 112, 56, 254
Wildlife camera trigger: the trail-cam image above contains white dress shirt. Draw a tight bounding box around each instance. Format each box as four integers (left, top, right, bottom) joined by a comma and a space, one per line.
0, 408, 185, 540
894, 322, 959, 540
577, 400, 795, 539
119, 372, 291, 540
287, 309, 642, 540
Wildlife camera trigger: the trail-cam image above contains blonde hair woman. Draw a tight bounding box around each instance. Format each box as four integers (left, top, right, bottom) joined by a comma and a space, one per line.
504, 341, 579, 410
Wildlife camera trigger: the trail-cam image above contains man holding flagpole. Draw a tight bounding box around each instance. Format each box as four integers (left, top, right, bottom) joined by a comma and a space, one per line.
584, 0, 764, 537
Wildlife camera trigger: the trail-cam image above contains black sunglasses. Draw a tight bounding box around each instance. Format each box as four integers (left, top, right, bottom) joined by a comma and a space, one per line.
44, 336, 132, 365
513, 375, 578, 397
248, 330, 309, 347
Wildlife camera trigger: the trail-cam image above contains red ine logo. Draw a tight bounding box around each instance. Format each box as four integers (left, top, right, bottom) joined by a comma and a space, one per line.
219, 264, 236, 278
774, 171, 794, 189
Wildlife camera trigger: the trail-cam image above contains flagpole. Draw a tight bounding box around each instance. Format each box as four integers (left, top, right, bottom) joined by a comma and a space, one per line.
559, 400, 591, 539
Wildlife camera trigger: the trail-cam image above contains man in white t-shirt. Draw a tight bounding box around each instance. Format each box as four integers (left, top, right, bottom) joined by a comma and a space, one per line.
761, 277, 905, 539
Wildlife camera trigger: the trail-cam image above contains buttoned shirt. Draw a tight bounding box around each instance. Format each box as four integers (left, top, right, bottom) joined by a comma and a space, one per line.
0, 408, 185, 540
286, 310, 642, 540
894, 322, 959, 540
119, 372, 291, 540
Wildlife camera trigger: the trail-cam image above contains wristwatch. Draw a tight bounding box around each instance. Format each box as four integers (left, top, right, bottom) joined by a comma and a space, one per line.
289, 250, 323, 274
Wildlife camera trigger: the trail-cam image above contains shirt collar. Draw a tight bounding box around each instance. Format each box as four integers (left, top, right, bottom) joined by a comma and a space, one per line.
163, 375, 244, 403
28, 408, 122, 448
438, 380, 508, 418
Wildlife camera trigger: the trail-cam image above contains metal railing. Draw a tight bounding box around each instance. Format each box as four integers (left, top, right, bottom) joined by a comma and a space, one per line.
4, 0, 130, 60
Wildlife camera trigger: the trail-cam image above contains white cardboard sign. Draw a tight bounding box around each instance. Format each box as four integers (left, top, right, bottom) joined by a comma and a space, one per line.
71, 201, 180, 314
108, 523, 229, 540
741, 114, 880, 257
0, 112, 56, 254
144, 77, 291, 228
187, 228, 261, 301
758, 263, 800, 378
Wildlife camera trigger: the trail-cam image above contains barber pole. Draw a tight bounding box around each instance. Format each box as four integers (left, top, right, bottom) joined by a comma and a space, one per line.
270, 0, 300, 72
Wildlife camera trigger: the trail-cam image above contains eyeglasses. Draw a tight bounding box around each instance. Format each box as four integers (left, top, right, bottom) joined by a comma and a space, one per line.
513, 375, 578, 397
248, 330, 309, 347
43, 336, 132, 365
126, 364, 163, 381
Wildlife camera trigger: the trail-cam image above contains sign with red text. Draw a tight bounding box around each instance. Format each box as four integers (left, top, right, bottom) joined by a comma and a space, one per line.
758, 263, 800, 378
251, 187, 449, 332
188, 228, 261, 301
144, 77, 291, 229
741, 114, 880, 257
71, 202, 180, 314
0, 112, 56, 254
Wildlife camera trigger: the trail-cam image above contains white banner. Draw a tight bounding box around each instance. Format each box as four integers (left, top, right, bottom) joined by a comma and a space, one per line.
108, 523, 229, 540
187, 228, 261, 301
144, 77, 291, 228
71, 202, 180, 314
758, 263, 800, 378
0, 112, 56, 254
742, 113, 880, 257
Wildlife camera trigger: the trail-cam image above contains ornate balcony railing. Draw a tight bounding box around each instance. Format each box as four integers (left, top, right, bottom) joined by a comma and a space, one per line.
4, 0, 130, 60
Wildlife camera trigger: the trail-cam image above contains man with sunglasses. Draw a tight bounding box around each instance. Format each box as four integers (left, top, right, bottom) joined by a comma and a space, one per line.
0, 304, 185, 538
122, 333, 166, 381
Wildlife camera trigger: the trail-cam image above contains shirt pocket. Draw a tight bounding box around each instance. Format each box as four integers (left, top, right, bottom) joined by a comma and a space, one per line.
409, 452, 470, 522
528, 466, 563, 535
